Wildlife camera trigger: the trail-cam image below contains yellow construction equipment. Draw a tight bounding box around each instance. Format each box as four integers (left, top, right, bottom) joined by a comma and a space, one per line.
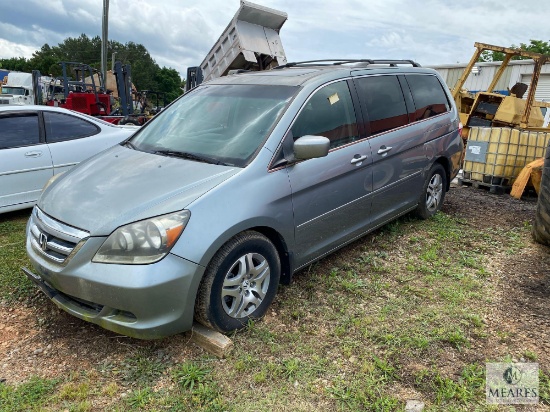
454, 43, 550, 193
510, 158, 544, 198
452, 42, 550, 135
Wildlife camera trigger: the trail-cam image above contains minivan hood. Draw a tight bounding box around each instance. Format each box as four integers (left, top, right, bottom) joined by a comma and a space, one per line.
38, 145, 240, 235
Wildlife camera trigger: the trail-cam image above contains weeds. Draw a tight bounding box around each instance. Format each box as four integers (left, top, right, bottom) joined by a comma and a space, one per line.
0, 199, 544, 411
120, 351, 167, 387
172, 362, 211, 390
0, 377, 59, 412
0, 210, 33, 301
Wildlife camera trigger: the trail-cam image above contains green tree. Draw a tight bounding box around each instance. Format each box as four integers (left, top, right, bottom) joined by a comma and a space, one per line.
154, 67, 183, 102
0, 34, 183, 103
0, 57, 32, 72
478, 39, 550, 62
29, 44, 61, 76
115, 42, 160, 91
519, 39, 550, 55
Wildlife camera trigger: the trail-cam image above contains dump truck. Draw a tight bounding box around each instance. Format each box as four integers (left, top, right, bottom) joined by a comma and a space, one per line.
185, 0, 288, 91
452, 43, 550, 193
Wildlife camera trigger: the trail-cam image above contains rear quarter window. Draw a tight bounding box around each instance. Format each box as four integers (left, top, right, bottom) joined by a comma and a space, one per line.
405, 75, 450, 122
44, 112, 100, 143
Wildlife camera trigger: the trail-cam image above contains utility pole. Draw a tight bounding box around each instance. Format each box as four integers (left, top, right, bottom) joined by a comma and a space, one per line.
101, 0, 109, 82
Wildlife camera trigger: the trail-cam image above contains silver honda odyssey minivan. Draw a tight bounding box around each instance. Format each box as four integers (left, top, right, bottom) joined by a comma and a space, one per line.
24, 60, 463, 338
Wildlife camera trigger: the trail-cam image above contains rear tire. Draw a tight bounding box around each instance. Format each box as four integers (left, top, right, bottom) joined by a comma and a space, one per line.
195, 231, 281, 333
415, 163, 447, 219
532, 142, 550, 246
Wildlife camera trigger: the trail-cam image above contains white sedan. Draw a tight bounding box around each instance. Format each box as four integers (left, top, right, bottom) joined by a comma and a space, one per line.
0, 105, 138, 213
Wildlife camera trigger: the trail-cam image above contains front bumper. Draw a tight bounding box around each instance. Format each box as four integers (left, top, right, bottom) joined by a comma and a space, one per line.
25, 210, 204, 339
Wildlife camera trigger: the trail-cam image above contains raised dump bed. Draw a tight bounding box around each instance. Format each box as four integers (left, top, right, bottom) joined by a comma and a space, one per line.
199, 0, 288, 82
461, 126, 550, 192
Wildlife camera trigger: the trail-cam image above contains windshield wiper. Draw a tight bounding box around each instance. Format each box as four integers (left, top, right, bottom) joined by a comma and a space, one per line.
154, 150, 230, 166
123, 140, 137, 150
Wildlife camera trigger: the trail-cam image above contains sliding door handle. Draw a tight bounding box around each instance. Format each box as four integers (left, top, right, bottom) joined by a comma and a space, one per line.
377, 146, 393, 155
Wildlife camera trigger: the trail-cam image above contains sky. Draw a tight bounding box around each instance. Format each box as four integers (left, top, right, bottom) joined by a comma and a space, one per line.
0, 0, 548, 79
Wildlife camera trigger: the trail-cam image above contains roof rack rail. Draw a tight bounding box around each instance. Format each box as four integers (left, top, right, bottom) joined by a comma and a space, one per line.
274, 59, 421, 69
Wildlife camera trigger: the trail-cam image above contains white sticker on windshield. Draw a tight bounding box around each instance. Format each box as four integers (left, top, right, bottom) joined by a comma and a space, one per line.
328, 93, 340, 105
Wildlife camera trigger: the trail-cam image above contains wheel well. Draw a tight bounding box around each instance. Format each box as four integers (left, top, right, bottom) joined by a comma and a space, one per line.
434, 157, 451, 191
248, 226, 292, 285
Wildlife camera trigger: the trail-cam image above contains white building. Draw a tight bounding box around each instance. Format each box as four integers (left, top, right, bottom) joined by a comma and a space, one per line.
430, 59, 550, 101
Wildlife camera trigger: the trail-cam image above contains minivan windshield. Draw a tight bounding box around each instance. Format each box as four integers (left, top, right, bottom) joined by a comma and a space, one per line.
130, 84, 298, 167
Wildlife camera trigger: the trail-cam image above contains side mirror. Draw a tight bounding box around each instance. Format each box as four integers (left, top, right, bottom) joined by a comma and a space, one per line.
293, 135, 330, 160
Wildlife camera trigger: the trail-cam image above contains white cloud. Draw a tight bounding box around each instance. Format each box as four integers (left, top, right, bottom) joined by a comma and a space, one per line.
0, 38, 38, 60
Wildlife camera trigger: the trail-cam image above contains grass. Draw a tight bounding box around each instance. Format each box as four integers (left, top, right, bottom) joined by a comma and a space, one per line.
0, 376, 59, 412
119, 349, 168, 386
0, 205, 546, 411
172, 362, 211, 390
0, 209, 34, 301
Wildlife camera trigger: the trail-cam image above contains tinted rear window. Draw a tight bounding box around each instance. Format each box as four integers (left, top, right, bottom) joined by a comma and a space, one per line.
406, 75, 450, 122
44, 112, 100, 143
354, 76, 409, 135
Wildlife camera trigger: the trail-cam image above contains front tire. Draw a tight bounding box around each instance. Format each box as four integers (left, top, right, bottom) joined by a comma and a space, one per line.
195, 231, 281, 333
415, 163, 447, 219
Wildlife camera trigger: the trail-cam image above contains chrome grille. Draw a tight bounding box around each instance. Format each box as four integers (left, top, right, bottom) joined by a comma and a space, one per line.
29, 207, 89, 264
0, 99, 10, 105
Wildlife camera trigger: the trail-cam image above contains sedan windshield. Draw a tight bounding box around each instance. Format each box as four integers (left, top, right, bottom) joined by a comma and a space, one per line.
129, 84, 298, 167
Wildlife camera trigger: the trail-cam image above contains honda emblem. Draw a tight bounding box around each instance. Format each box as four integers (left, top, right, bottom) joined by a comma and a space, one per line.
39, 233, 48, 251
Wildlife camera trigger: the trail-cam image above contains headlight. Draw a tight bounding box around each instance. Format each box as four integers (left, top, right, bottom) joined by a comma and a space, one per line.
92, 210, 190, 264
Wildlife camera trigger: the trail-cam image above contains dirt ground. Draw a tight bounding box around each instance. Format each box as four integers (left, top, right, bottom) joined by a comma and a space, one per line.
1, 184, 549, 390
446, 186, 550, 368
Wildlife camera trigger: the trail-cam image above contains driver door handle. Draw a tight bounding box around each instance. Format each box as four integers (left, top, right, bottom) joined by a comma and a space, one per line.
25, 151, 43, 158
377, 146, 393, 155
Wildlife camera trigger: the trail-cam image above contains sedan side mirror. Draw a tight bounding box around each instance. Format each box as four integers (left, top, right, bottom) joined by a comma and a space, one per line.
293, 135, 330, 160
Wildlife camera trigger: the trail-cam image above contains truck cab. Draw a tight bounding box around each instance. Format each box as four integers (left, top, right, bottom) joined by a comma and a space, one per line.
0, 72, 37, 105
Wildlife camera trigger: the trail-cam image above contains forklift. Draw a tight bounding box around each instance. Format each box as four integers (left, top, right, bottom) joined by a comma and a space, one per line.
46, 61, 146, 125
